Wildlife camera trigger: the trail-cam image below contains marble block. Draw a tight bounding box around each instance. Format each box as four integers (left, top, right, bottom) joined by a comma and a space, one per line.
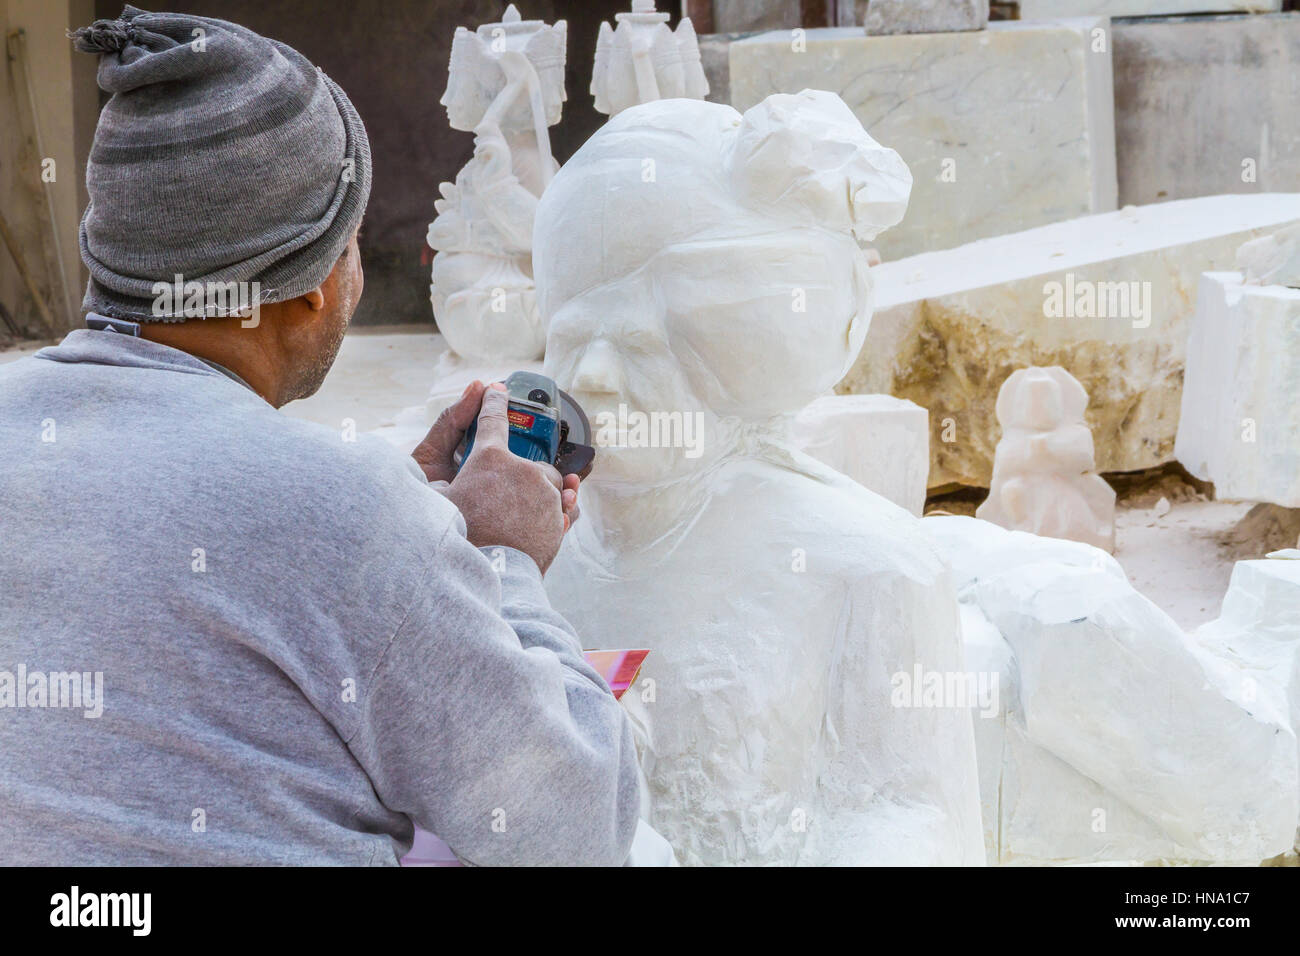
1175, 272, 1300, 507
794, 394, 929, 515
713, 0, 800, 33
729, 20, 1117, 260
929, 515, 1299, 865
1197, 556, 1300, 737
1195, 554, 1300, 845
1020, 1, 1280, 18
1238, 221, 1300, 287
865, 0, 989, 35
1112, 12, 1300, 207
838, 194, 1300, 489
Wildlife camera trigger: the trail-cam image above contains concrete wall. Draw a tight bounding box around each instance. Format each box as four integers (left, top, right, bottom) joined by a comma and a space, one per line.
0, 0, 97, 340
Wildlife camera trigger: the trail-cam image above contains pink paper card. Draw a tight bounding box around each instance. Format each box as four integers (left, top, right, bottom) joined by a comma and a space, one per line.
583, 649, 650, 700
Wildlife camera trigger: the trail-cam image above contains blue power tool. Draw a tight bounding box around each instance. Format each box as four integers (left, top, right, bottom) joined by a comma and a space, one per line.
456, 371, 596, 478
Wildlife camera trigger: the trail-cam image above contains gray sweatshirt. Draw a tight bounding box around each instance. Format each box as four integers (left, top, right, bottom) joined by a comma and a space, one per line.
0, 330, 639, 866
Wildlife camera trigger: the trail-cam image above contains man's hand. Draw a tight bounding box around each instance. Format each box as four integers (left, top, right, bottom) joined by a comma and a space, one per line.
413, 381, 580, 533
436, 383, 580, 574
412, 381, 487, 485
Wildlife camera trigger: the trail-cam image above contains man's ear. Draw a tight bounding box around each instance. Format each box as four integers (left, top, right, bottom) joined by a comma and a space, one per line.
303, 287, 325, 311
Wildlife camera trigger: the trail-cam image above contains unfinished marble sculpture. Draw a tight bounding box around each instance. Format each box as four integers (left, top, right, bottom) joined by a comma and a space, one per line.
927, 516, 1298, 865
977, 367, 1116, 552
865, 0, 989, 35
537, 90, 984, 866
428, 5, 565, 365
591, 1, 708, 118
1237, 223, 1300, 289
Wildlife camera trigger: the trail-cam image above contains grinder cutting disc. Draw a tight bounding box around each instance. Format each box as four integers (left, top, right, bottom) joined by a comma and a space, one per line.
555, 388, 596, 479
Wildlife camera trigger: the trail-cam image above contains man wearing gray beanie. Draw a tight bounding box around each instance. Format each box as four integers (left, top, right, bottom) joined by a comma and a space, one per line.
0, 7, 642, 866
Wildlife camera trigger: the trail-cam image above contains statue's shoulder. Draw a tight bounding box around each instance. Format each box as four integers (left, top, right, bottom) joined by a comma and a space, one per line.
704, 459, 947, 584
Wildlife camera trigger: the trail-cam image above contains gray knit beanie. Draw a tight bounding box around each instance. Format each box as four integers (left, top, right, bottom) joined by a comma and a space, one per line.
71, 5, 371, 321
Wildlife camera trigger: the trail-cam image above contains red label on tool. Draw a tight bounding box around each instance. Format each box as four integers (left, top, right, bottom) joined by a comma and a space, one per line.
508, 409, 535, 429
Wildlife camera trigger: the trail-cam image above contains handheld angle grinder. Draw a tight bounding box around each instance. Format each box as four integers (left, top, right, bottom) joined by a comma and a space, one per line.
455, 370, 596, 479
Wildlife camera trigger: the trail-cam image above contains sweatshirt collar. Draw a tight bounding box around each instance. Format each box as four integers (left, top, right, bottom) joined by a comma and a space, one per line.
35, 327, 263, 399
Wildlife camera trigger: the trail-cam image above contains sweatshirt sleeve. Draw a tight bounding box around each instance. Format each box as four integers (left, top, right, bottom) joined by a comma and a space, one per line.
345, 524, 641, 867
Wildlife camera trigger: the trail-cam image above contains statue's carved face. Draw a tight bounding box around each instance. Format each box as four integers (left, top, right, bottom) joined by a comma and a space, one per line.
441, 24, 567, 133
537, 96, 892, 490
544, 230, 865, 488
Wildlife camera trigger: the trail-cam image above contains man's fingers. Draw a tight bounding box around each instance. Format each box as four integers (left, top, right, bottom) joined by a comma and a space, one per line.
420, 381, 483, 456
411, 381, 489, 483
471, 382, 511, 452
562, 480, 580, 532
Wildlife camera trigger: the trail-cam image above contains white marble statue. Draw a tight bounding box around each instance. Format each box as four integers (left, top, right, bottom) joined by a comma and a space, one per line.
428, 4, 565, 374
591, 0, 708, 118
1237, 222, 1300, 288
537, 89, 984, 866
977, 366, 1116, 552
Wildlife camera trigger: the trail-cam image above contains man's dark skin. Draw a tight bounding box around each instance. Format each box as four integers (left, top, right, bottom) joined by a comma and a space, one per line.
139, 232, 581, 569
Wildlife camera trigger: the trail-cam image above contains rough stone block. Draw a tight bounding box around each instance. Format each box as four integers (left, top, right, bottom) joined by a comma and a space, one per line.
712, 0, 799, 33
838, 194, 1300, 489
865, 0, 989, 35
930, 515, 1299, 865
696, 32, 734, 105
794, 394, 929, 514
729, 20, 1117, 260
1176, 272, 1300, 507
1020, 1, 1279, 17
1113, 12, 1300, 207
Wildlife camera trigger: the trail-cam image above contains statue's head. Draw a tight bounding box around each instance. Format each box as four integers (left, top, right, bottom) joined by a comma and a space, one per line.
537, 91, 911, 488
995, 366, 1089, 434
441, 6, 567, 132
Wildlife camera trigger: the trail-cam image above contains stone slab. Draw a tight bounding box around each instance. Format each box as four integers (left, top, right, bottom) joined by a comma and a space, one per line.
729, 20, 1117, 260
1176, 272, 1300, 507
696, 31, 736, 105
1113, 12, 1300, 207
838, 194, 1300, 489
865, 0, 989, 35
712, 0, 800, 33
1195, 554, 1300, 843
793, 394, 929, 514
1020, 1, 1280, 17
930, 515, 1299, 864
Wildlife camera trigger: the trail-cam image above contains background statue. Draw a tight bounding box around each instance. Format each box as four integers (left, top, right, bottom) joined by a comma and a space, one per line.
977, 366, 1116, 552
591, 0, 708, 117
537, 90, 983, 865
428, 4, 565, 369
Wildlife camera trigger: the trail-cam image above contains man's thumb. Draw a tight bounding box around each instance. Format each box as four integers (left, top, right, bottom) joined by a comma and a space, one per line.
473, 384, 511, 450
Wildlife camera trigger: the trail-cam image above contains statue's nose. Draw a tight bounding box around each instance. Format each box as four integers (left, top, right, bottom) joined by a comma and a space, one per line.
572, 340, 623, 396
